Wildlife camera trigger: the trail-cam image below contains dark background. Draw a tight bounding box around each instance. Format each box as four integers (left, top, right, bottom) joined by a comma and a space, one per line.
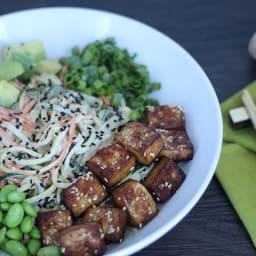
0, 1, 256, 255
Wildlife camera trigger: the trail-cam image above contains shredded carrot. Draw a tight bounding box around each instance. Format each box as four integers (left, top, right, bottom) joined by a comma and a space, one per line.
24, 92, 29, 106
23, 99, 37, 113
62, 65, 69, 72
8, 178, 22, 185
14, 80, 26, 90
66, 96, 73, 105
0, 128, 17, 146
0, 107, 36, 133
101, 96, 111, 106
59, 74, 67, 90
49, 116, 77, 173
5, 163, 40, 178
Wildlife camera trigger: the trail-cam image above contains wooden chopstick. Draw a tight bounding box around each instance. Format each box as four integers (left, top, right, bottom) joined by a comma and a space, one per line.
241, 89, 256, 130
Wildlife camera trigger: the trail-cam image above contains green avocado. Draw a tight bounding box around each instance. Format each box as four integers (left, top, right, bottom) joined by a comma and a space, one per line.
3, 41, 46, 79
0, 61, 24, 81
36, 59, 62, 74
0, 80, 20, 108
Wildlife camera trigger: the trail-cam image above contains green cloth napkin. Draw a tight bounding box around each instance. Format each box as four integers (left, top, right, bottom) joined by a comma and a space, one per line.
216, 80, 256, 246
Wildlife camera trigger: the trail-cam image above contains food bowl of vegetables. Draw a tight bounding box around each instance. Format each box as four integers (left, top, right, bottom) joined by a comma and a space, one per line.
0, 7, 222, 256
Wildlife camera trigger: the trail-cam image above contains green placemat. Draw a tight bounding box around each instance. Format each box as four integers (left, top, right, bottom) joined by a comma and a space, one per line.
216, 80, 256, 246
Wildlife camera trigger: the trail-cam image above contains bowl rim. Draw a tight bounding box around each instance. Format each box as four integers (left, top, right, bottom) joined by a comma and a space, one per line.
0, 6, 223, 256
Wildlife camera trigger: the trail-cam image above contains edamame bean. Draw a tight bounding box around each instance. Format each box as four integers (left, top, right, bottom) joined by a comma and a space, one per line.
20, 216, 33, 233
0, 227, 7, 243
27, 239, 41, 255
5, 203, 24, 228
5, 240, 28, 256
7, 191, 25, 203
6, 227, 23, 240
37, 245, 61, 256
0, 185, 16, 203
29, 227, 41, 239
22, 201, 37, 217
0, 202, 11, 211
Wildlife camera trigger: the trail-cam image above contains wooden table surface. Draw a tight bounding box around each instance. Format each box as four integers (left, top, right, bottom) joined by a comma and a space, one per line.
0, 1, 256, 255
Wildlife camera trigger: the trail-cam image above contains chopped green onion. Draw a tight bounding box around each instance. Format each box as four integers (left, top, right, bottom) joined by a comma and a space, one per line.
59, 37, 161, 119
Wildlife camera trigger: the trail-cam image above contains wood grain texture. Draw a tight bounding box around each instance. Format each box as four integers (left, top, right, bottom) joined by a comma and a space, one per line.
0, 1, 256, 255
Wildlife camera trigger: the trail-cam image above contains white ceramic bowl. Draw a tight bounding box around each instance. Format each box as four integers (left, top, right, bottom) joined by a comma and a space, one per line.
0, 7, 223, 256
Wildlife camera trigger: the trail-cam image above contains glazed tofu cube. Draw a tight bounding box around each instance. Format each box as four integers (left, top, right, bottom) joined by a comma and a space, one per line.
115, 121, 163, 165
157, 129, 194, 161
83, 206, 127, 242
143, 157, 185, 202
37, 210, 72, 245
147, 105, 185, 130
61, 172, 108, 217
59, 223, 106, 256
87, 143, 136, 188
112, 180, 158, 228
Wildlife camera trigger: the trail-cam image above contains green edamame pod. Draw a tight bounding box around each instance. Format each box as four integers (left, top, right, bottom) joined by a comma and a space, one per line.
22, 201, 37, 217
37, 245, 61, 256
5, 239, 28, 256
0, 184, 16, 203
0, 202, 11, 211
6, 227, 23, 240
29, 227, 41, 239
27, 239, 41, 255
7, 191, 25, 203
20, 216, 33, 233
5, 203, 24, 228
0, 226, 7, 243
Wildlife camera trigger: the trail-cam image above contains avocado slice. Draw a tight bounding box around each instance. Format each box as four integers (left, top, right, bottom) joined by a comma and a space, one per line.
0, 61, 24, 81
3, 41, 46, 79
36, 59, 62, 74
0, 80, 20, 108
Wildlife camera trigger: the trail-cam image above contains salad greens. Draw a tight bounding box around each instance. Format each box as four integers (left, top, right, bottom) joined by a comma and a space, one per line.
59, 38, 161, 119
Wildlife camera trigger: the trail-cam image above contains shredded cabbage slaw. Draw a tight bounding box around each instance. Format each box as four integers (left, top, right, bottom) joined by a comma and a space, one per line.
0, 73, 131, 209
